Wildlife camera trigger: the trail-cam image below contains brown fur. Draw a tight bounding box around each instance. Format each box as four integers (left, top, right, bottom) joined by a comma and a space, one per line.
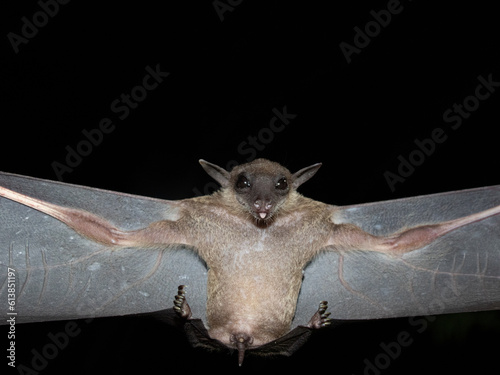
177, 190, 334, 346
4, 158, 498, 356
158, 159, 335, 347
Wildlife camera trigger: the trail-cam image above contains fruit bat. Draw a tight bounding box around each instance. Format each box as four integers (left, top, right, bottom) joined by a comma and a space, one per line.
1, 159, 499, 366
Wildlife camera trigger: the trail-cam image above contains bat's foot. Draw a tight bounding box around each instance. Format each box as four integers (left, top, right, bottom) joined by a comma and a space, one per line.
173, 285, 192, 319
307, 301, 332, 329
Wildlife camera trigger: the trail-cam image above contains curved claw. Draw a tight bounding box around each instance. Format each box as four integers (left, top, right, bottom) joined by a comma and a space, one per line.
318, 301, 328, 314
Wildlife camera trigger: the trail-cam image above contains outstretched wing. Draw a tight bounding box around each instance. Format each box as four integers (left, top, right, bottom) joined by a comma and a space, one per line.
0, 172, 208, 324
295, 186, 500, 326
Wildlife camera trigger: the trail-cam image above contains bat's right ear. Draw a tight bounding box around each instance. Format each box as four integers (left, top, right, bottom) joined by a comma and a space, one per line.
199, 160, 230, 188
291, 162, 322, 189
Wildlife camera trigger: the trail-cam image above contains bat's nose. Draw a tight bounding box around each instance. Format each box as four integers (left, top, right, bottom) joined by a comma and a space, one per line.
254, 199, 273, 210
254, 199, 273, 219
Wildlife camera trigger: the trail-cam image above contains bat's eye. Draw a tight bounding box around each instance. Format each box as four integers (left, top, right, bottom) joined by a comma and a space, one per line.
275, 177, 288, 190
236, 175, 251, 189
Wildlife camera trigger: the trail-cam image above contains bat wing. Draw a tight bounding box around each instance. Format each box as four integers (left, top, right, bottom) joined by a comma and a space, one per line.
0, 172, 208, 324
295, 186, 500, 326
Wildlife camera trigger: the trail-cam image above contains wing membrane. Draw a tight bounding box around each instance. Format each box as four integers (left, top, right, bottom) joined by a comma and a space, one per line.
0, 172, 208, 324
295, 186, 500, 325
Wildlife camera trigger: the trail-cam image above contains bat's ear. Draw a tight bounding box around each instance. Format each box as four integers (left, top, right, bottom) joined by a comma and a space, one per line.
291, 162, 322, 189
199, 160, 231, 188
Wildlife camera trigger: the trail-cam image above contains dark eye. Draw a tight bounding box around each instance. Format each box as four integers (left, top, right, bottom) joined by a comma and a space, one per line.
236, 175, 251, 189
275, 177, 288, 190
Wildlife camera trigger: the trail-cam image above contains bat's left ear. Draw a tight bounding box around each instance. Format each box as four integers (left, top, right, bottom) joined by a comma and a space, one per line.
292, 162, 322, 189
199, 160, 231, 188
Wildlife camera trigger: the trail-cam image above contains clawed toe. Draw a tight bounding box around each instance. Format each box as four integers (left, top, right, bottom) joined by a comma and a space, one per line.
173, 285, 192, 319
308, 300, 332, 329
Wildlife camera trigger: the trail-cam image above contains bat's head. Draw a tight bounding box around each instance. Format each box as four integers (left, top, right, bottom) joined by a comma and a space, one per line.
199, 159, 321, 226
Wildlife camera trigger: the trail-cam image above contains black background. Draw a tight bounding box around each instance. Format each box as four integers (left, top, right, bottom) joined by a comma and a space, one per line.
2, 1, 500, 374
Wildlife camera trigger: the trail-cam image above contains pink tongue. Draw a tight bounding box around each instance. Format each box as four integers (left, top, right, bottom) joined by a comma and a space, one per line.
259, 212, 267, 219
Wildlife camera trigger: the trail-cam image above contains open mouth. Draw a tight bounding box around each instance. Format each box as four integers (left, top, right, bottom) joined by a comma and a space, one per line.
253, 210, 273, 222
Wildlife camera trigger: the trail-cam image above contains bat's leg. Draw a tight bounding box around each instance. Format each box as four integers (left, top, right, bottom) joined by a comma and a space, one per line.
173, 285, 192, 319
307, 301, 332, 329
